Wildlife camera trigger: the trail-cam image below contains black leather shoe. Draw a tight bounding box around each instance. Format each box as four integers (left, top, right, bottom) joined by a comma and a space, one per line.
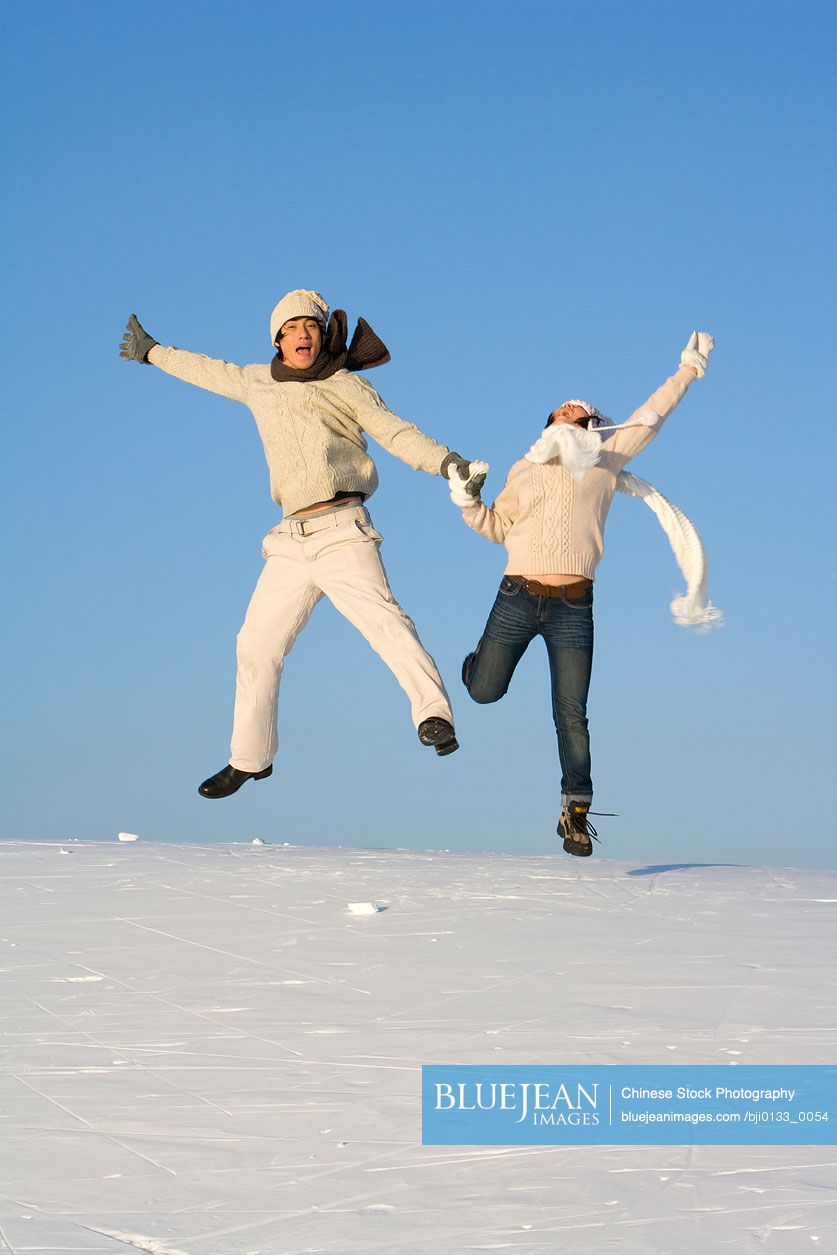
198, 764, 273, 799
418, 718, 459, 757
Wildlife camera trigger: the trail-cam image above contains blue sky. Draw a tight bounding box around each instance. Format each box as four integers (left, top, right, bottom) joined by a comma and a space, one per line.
2, 1, 835, 867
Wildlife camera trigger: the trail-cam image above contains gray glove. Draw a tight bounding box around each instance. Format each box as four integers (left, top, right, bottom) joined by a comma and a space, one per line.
119, 314, 158, 363
441, 451, 487, 496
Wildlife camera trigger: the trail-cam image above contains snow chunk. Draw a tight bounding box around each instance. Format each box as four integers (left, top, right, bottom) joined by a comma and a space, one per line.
348, 901, 383, 915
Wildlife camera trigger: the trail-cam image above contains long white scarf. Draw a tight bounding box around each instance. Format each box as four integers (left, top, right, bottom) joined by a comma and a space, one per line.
526, 421, 724, 631
615, 472, 724, 631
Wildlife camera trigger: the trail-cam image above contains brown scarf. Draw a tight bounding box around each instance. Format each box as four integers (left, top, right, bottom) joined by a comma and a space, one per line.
270, 309, 390, 383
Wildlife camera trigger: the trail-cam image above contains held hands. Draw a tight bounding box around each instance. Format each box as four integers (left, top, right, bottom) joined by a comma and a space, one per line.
119, 314, 158, 363
448, 461, 490, 508
679, 331, 715, 378
442, 452, 489, 500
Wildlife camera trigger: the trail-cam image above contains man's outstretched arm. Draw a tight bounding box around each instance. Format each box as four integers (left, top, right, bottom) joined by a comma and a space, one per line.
119, 314, 249, 405
341, 371, 486, 487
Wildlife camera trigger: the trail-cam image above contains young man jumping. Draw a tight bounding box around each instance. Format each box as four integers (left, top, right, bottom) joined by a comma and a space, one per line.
120, 289, 482, 797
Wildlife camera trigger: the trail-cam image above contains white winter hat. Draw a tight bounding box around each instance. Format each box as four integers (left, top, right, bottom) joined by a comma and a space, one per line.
269, 289, 329, 345
565, 398, 612, 429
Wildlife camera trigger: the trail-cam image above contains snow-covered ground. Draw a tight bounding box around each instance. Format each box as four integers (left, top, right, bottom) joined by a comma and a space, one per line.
2, 841, 836, 1254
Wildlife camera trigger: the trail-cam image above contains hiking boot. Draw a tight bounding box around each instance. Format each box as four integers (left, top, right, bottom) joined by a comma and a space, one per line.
198, 763, 273, 799
558, 801, 599, 857
418, 717, 459, 756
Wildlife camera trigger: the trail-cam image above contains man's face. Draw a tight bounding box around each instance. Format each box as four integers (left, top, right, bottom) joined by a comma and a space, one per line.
277, 317, 323, 368
548, 403, 591, 428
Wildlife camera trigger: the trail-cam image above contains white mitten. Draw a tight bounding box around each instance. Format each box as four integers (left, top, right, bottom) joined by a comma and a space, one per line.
525, 423, 602, 480
464, 459, 489, 497
449, 460, 489, 508
679, 330, 715, 378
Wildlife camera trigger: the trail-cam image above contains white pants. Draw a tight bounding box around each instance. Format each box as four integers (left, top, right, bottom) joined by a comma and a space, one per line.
229, 505, 453, 771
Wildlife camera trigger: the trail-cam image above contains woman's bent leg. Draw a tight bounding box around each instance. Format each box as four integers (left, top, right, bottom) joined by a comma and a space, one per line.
464, 578, 537, 704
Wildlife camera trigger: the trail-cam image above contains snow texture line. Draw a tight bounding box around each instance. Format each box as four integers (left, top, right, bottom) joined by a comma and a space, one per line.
181, 1147, 414, 1244
43, 950, 310, 1060
6, 1072, 178, 1178
24, 997, 238, 1117
118, 917, 373, 998
79, 1225, 189, 1254
0, 1221, 18, 1254
142, 879, 350, 934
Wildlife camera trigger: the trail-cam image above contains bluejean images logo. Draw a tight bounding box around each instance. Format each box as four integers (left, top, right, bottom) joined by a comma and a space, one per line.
422, 1066, 837, 1146
434, 1078, 600, 1127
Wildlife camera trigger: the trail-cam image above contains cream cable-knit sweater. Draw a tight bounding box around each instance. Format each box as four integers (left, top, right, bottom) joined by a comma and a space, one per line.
462, 367, 696, 579
147, 346, 451, 517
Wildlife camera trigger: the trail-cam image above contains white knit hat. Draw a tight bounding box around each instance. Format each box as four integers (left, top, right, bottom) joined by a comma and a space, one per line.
565, 398, 612, 429
269, 289, 329, 345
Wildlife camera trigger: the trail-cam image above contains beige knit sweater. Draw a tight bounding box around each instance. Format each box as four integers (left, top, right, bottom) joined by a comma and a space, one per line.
147, 346, 451, 516
462, 367, 696, 579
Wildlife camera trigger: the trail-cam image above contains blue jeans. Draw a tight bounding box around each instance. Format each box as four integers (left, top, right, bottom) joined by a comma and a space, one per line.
463, 576, 594, 803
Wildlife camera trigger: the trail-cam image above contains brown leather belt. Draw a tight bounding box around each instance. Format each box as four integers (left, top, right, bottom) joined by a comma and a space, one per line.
507, 575, 593, 599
